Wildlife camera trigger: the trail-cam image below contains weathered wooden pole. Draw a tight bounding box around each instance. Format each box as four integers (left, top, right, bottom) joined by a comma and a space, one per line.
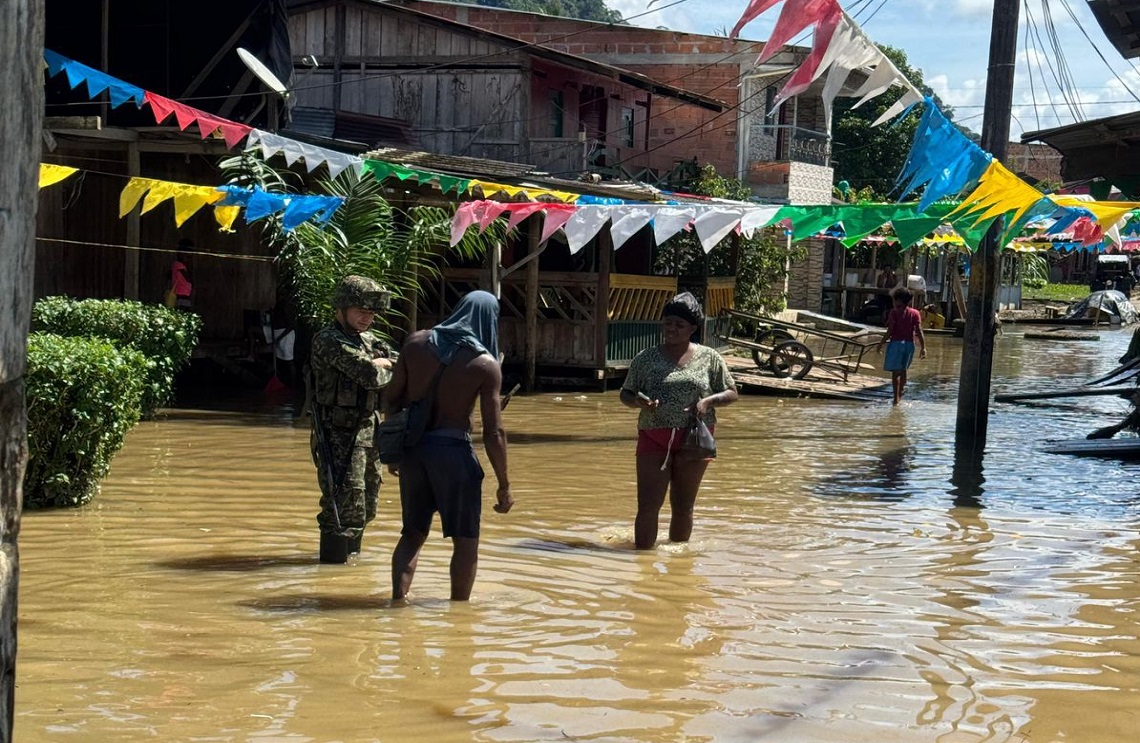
0, 1, 45, 738
955, 0, 1020, 457
523, 216, 540, 392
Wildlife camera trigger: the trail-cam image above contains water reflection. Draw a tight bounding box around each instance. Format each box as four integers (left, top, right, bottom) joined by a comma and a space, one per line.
14, 328, 1140, 742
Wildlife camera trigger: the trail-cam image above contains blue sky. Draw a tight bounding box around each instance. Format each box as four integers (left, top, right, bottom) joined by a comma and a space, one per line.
607, 0, 1140, 138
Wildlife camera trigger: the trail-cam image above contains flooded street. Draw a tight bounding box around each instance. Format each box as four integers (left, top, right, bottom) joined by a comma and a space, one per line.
16, 329, 1140, 742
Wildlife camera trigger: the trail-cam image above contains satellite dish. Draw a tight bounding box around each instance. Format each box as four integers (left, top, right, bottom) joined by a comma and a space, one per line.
237, 47, 288, 97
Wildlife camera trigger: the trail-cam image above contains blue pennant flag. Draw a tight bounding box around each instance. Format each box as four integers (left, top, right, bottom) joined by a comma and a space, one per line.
43, 48, 146, 108
896, 98, 991, 211
281, 195, 345, 230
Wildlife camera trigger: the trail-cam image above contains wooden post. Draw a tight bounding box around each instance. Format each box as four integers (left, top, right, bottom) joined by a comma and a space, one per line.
956, 0, 1020, 455
0, 1, 44, 739
524, 217, 541, 392
594, 232, 613, 384
124, 142, 141, 299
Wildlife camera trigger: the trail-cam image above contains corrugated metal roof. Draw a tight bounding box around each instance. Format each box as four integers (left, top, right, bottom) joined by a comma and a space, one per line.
287, 106, 418, 149
1089, 0, 1140, 59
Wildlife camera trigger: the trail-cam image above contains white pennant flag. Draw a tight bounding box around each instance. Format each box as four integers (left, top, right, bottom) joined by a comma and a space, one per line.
694, 208, 745, 253
247, 129, 365, 178
609, 206, 655, 250
563, 206, 611, 254
872, 88, 923, 126
739, 206, 781, 238
652, 207, 695, 245
818, 20, 883, 130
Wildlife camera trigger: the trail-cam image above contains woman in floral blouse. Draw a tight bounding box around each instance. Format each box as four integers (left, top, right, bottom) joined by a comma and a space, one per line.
619, 293, 739, 549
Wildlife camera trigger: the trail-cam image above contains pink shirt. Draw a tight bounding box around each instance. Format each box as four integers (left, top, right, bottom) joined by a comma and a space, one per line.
171, 261, 192, 297
886, 306, 921, 342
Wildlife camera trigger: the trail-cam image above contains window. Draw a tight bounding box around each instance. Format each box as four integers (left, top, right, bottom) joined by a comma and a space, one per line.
549, 90, 564, 138
764, 86, 777, 135
621, 106, 635, 148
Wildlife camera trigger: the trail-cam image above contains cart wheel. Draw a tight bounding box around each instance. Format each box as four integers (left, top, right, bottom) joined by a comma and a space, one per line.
751, 329, 795, 368
769, 340, 813, 380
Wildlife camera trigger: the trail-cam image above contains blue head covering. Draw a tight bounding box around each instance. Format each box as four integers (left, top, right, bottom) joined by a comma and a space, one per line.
430, 290, 500, 364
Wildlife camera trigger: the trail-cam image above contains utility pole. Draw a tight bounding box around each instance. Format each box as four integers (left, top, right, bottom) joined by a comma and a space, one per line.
0, 1, 45, 739
955, 0, 1020, 458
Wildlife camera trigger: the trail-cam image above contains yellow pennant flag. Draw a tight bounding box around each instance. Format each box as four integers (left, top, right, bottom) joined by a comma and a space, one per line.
172, 186, 225, 227
121, 177, 229, 228
1048, 196, 1140, 231
120, 177, 162, 217
39, 163, 79, 189
948, 161, 1048, 230
213, 205, 241, 232
469, 180, 579, 204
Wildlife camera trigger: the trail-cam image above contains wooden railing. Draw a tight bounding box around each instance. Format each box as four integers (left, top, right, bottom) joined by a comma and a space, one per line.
705, 277, 736, 318
608, 274, 677, 321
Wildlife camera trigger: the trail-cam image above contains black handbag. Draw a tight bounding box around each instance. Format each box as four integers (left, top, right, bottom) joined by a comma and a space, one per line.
681, 414, 717, 459
375, 361, 447, 465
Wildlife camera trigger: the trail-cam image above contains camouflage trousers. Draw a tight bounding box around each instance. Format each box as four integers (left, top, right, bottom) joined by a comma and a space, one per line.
311, 426, 381, 538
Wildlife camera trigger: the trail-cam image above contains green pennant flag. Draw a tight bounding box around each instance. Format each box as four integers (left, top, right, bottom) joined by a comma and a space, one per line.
951, 215, 998, 252
778, 206, 843, 240
361, 159, 419, 182
435, 174, 470, 195
837, 205, 915, 248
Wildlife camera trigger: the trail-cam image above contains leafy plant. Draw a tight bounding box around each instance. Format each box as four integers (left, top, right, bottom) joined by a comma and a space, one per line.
24, 333, 148, 508
219, 151, 506, 333
32, 297, 201, 418
1020, 252, 1050, 290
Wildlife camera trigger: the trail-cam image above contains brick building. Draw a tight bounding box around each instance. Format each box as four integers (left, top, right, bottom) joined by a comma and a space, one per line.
394, 0, 834, 202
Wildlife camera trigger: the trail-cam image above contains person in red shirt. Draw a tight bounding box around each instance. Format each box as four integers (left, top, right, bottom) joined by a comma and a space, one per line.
874, 286, 927, 405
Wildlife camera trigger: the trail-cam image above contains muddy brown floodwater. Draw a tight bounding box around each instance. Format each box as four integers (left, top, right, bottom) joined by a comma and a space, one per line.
15, 329, 1140, 742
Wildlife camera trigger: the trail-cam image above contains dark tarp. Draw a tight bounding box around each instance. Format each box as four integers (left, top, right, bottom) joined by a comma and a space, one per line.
1065, 290, 1139, 325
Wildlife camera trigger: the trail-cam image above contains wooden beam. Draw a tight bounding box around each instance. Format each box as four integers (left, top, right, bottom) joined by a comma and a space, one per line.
124, 143, 141, 300
179, 13, 254, 99
524, 217, 541, 392
594, 232, 613, 377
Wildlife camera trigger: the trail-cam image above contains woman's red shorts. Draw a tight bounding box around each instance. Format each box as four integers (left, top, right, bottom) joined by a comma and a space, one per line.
636, 426, 716, 456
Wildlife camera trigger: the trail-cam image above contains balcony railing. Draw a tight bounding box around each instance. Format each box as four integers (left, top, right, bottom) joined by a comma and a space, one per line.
758, 125, 832, 167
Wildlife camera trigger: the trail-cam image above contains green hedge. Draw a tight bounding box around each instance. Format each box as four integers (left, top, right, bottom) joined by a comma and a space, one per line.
32, 297, 201, 417
24, 333, 148, 509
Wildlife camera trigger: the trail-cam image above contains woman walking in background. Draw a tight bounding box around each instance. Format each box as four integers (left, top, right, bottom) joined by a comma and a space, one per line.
619, 292, 738, 549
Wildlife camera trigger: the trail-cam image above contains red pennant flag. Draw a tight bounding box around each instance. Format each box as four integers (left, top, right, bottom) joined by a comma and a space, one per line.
540, 205, 576, 243
774, 6, 842, 100
505, 203, 548, 232
758, 0, 840, 64
730, 0, 783, 39
145, 92, 252, 149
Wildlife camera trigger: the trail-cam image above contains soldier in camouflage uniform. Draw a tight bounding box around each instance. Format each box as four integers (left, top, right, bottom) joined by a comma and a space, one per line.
309, 275, 396, 564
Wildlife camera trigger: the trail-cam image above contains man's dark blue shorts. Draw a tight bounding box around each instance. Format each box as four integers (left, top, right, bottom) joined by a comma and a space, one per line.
399, 431, 484, 539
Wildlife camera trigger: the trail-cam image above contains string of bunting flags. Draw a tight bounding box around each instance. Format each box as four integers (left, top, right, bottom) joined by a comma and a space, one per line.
38, 39, 1140, 254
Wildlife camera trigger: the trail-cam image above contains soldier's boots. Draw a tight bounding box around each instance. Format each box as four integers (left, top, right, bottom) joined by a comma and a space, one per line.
318, 531, 364, 563
319, 532, 350, 564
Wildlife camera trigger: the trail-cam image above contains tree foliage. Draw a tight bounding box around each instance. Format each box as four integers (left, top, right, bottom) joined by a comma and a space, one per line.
464, 0, 622, 22
831, 46, 962, 199
219, 152, 508, 333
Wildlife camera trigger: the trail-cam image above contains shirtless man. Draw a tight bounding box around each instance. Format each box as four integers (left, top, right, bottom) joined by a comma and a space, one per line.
382, 291, 512, 601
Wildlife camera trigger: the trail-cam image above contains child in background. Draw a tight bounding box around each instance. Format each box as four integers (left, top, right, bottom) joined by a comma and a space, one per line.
875, 286, 927, 405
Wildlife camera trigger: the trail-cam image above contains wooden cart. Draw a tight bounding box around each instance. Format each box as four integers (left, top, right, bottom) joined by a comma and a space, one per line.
713, 308, 882, 383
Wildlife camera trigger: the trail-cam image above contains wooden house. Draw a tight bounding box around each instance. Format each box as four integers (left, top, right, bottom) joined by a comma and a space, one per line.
284, 0, 728, 178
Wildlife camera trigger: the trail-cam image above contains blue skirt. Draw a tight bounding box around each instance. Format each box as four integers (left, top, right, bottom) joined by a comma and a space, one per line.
884, 340, 915, 372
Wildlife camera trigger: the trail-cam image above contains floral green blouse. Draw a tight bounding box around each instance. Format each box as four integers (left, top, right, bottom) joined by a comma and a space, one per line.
622, 344, 736, 430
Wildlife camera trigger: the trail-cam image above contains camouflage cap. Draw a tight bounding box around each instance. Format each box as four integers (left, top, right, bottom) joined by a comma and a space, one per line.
332, 275, 391, 311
